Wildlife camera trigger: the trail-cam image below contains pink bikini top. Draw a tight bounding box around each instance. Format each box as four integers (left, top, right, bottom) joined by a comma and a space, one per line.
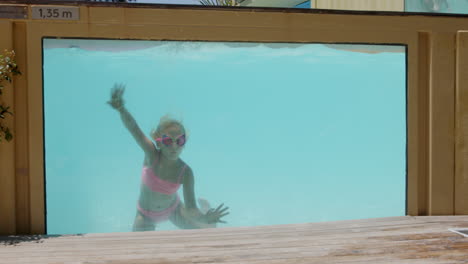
141, 157, 186, 195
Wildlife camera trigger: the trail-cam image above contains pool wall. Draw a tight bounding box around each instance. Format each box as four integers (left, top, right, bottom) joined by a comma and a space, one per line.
0, 0, 468, 235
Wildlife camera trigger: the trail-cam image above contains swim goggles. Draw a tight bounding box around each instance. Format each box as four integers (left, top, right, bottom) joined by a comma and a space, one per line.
155, 134, 186, 147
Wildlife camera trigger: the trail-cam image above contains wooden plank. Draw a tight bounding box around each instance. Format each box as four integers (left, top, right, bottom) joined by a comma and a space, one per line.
455, 31, 468, 215
412, 32, 430, 216
406, 31, 430, 216
25, 22, 45, 235
0, 20, 16, 236
0, 216, 467, 264
13, 22, 31, 235
428, 32, 456, 215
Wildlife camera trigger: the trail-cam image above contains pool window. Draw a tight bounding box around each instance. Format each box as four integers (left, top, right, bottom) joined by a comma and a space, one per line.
43, 39, 407, 235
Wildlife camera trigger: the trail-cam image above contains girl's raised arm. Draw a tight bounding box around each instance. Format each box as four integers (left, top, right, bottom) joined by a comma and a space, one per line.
108, 84, 156, 159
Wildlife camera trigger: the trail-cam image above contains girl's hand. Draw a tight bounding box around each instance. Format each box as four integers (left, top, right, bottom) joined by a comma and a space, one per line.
107, 83, 125, 110
203, 203, 229, 224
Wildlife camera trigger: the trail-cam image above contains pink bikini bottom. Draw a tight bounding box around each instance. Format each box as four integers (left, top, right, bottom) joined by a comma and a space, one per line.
137, 195, 180, 223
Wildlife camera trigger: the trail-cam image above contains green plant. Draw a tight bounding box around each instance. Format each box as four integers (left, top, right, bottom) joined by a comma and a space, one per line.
0, 49, 21, 142
199, 0, 240, 6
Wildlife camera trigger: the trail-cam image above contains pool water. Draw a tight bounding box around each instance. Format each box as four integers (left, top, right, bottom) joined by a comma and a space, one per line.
43, 39, 406, 234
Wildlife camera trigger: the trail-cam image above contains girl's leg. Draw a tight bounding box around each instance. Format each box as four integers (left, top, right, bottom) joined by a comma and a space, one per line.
169, 203, 216, 229
169, 203, 198, 229
132, 210, 156, 232
197, 197, 211, 214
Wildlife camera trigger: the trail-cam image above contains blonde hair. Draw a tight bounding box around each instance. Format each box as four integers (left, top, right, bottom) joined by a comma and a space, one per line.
150, 114, 186, 140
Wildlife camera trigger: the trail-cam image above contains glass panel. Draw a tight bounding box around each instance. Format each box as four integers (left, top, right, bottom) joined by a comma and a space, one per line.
129, 0, 201, 4
32, 0, 468, 13
296, 1, 311, 9
43, 39, 406, 235
86, 0, 311, 8
405, 0, 468, 14
88, 0, 313, 8
44, 0, 312, 8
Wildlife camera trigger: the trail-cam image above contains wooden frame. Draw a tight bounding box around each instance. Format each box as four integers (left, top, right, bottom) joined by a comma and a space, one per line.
1, 2, 467, 234
456, 30, 468, 215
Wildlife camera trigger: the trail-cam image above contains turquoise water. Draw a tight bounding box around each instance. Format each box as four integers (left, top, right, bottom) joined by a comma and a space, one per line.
43, 39, 406, 235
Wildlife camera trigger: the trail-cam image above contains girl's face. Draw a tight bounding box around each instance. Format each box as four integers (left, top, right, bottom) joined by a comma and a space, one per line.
156, 125, 185, 161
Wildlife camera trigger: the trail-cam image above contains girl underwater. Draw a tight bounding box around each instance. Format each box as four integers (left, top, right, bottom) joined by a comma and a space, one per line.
108, 83, 229, 231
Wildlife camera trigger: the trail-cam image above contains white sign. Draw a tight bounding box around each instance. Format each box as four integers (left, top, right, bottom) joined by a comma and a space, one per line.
31, 6, 79, 21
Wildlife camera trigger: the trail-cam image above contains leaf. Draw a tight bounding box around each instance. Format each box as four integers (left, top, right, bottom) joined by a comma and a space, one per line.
0, 49, 18, 143
0, 105, 12, 118
4, 127, 12, 141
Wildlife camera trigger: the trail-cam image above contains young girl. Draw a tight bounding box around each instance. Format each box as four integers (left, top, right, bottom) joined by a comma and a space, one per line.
108, 83, 229, 231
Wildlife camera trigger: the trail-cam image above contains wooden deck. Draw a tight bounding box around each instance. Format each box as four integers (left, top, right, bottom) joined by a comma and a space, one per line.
1, 216, 468, 264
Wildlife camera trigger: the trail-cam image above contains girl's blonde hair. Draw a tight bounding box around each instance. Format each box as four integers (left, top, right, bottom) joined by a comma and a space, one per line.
150, 114, 186, 140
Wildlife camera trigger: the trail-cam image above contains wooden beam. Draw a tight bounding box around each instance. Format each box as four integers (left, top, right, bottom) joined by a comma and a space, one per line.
455, 30, 468, 214
1, 216, 468, 263
428, 32, 455, 215
13, 22, 31, 235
